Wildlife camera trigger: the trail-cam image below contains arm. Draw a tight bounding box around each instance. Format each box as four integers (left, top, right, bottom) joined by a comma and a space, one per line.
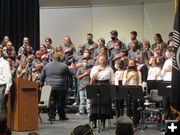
3, 61, 12, 94
16, 69, 26, 78
77, 71, 90, 79
40, 67, 46, 88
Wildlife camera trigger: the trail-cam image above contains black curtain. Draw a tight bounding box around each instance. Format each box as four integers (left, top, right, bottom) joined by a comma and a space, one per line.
0, 0, 39, 52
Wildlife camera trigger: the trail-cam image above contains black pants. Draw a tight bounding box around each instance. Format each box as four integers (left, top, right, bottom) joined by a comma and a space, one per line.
115, 99, 124, 118
163, 96, 171, 120
127, 99, 143, 127
49, 90, 67, 118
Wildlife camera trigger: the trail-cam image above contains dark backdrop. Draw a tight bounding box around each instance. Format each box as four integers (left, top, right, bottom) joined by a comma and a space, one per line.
0, 0, 39, 52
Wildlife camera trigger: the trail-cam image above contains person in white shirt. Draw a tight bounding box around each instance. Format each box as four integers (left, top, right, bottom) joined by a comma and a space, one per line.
114, 57, 128, 118
161, 46, 173, 81
161, 46, 173, 120
147, 56, 162, 81
0, 49, 12, 119
122, 59, 142, 127
90, 55, 114, 128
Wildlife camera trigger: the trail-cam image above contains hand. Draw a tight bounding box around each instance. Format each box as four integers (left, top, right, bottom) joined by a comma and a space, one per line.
65, 48, 71, 53
99, 66, 105, 71
89, 45, 95, 50
3, 47, 7, 50
109, 44, 115, 49
22, 69, 27, 74
167, 65, 172, 72
39, 87, 42, 91
36, 73, 41, 77
4, 90, 10, 96
84, 70, 90, 75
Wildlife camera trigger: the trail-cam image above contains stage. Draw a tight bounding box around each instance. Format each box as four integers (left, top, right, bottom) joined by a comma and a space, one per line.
12, 113, 164, 135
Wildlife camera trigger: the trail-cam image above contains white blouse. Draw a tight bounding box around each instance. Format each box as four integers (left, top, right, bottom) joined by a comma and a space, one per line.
122, 70, 142, 86
147, 67, 162, 80
90, 65, 114, 82
114, 70, 123, 85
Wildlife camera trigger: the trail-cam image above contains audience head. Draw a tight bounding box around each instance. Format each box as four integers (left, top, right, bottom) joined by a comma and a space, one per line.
116, 116, 134, 135
45, 37, 52, 45
23, 37, 29, 45
168, 32, 173, 41
110, 30, 118, 40
71, 124, 93, 135
28, 132, 39, 135
98, 38, 105, 47
130, 31, 137, 40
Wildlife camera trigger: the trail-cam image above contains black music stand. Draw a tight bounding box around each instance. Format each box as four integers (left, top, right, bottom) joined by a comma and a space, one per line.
116, 85, 144, 128
116, 85, 144, 100
86, 85, 116, 132
158, 81, 171, 97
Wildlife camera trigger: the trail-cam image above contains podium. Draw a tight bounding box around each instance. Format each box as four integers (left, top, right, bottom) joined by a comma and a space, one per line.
7, 78, 38, 131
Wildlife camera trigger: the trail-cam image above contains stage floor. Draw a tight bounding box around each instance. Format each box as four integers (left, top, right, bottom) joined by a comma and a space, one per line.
12, 113, 164, 135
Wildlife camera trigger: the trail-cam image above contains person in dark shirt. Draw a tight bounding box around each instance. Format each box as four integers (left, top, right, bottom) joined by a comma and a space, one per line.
84, 33, 98, 59
40, 52, 74, 121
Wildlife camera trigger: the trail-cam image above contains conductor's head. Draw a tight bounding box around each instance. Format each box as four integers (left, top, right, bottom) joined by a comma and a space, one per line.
115, 116, 134, 135
53, 52, 63, 62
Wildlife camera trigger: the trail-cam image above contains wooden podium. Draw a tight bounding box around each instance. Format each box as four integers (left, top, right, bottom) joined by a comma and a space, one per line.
7, 78, 38, 131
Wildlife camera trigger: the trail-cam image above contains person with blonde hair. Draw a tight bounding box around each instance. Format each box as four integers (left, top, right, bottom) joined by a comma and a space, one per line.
16, 58, 31, 81
142, 40, 152, 59
122, 59, 142, 128
62, 36, 76, 64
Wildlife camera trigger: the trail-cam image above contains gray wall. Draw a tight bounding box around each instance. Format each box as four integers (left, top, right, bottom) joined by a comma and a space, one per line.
40, 1, 175, 48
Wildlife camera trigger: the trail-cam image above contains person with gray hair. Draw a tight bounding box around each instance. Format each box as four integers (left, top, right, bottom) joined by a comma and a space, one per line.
115, 116, 134, 135
0, 48, 12, 122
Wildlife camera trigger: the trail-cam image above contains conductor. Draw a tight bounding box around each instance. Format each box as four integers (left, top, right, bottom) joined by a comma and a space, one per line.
40, 52, 74, 121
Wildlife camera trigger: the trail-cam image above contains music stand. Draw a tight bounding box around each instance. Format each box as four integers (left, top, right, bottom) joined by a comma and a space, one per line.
158, 81, 171, 97
116, 85, 144, 100
86, 85, 116, 132
116, 85, 144, 128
